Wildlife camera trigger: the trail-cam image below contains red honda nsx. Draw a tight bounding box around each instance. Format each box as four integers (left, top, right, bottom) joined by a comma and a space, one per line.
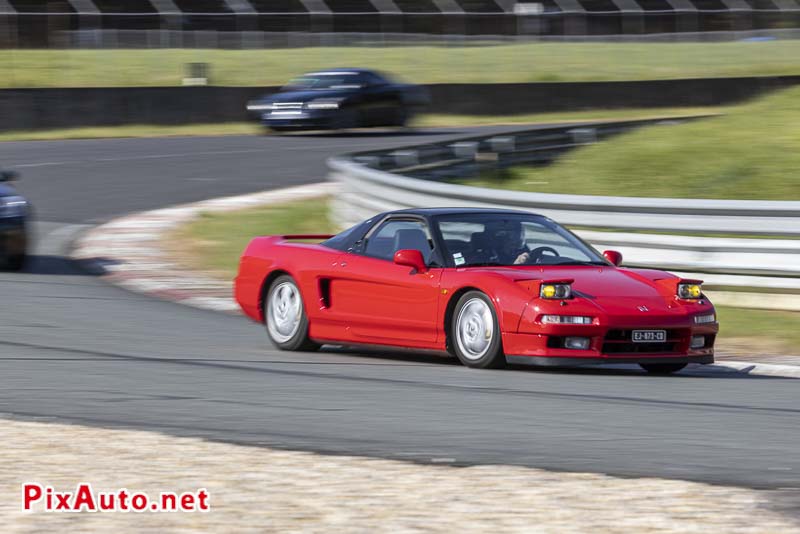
235, 208, 718, 374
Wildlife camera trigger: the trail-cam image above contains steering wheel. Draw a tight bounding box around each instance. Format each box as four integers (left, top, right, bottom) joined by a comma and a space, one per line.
529, 246, 560, 264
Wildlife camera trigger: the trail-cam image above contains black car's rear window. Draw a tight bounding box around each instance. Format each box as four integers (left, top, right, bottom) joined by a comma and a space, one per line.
284, 72, 369, 90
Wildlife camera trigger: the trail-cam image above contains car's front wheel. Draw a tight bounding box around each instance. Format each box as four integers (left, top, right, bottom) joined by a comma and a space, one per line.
5, 253, 26, 271
3, 230, 27, 271
640, 363, 687, 375
264, 275, 318, 351
451, 291, 505, 369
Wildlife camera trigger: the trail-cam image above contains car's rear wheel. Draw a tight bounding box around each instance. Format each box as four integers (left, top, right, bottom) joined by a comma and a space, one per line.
451, 291, 505, 369
387, 101, 408, 127
640, 363, 687, 375
264, 275, 318, 351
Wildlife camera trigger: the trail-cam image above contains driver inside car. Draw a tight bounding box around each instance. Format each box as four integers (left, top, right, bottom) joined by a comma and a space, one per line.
484, 221, 531, 265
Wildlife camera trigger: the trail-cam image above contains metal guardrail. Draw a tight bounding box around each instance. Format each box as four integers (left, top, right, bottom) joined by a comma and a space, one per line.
327, 119, 800, 288
352, 118, 683, 182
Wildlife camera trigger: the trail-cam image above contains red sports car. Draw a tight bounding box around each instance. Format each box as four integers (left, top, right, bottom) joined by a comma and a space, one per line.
235, 208, 718, 374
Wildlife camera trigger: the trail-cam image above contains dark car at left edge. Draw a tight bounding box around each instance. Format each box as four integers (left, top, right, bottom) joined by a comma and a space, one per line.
0, 169, 29, 271
246, 68, 430, 132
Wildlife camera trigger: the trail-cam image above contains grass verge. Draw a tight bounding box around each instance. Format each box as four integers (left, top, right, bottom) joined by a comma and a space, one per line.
464, 86, 800, 200
715, 306, 800, 356
173, 198, 800, 356
2, 42, 800, 87
0, 106, 722, 142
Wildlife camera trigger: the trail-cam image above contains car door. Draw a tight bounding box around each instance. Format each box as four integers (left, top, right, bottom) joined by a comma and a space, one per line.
329, 217, 443, 346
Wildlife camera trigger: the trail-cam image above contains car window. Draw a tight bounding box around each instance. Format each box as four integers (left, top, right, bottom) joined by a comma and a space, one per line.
363, 72, 387, 86
436, 214, 603, 267
363, 220, 433, 262
320, 221, 367, 252
284, 73, 362, 90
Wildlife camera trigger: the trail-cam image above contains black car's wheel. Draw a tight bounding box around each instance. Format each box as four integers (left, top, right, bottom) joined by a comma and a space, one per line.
264, 275, 318, 351
5, 253, 26, 271
640, 363, 687, 375
3, 229, 27, 271
391, 104, 409, 127
334, 108, 360, 130
451, 291, 505, 369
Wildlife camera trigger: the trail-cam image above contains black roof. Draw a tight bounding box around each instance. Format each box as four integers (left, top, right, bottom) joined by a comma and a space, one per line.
304, 68, 378, 76
388, 207, 544, 217
322, 207, 550, 253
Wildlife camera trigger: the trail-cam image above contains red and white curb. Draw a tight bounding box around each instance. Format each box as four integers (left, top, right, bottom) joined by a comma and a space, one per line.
70, 181, 800, 378
71, 182, 337, 313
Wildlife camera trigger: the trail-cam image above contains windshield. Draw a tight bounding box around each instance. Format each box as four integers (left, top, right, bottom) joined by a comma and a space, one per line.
435, 213, 606, 267
283, 73, 364, 91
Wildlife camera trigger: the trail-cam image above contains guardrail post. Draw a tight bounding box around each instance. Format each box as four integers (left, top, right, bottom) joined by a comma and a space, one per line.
391, 150, 419, 168
487, 136, 515, 153
450, 142, 478, 160
568, 128, 597, 144
354, 156, 380, 168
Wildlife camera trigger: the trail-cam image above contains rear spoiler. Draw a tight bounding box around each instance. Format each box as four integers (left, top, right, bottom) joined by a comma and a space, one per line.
280, 234, 335, 240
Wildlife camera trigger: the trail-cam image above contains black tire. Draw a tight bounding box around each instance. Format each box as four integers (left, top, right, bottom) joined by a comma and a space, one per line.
640, 363, 687, 375
393, 111, 408, 128
450, 291, 505, 369
264, 274, 318, 352
5, 253, 26, 272
334, 108, 360, 130
388, 102, 408, 127
3, 230, 27, 271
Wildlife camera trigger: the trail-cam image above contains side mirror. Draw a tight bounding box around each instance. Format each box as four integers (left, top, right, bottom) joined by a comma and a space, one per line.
0, 170, 19, 182
603, 250, 623, 266
394, 249, 427, 273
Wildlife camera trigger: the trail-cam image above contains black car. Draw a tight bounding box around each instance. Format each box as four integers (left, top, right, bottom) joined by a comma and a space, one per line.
0, 169, 28, 271
247, 68, 429, 132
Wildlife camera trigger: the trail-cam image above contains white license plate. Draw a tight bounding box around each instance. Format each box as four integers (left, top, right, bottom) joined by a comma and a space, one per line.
632, 330, 667, 343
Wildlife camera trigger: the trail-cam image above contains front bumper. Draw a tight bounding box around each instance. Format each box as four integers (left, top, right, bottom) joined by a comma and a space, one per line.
503, 321, 718, 365
261, 110, 339, 130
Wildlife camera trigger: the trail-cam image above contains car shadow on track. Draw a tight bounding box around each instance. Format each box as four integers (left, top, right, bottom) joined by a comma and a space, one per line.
504, 363, 768, 379
319, 346, 787, 379
15, 255, 94, 277
323, 345, 461, 366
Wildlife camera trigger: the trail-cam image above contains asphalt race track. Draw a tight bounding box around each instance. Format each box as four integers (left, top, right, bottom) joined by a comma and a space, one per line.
1, 128, 799, 491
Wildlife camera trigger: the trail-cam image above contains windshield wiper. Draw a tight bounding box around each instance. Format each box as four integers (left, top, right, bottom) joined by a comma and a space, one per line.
461, 262, 507, 267
550, 260, 609, 266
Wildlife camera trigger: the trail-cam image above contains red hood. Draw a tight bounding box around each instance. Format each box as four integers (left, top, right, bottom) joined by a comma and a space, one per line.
467, 265, 672, 294
468, 265, 683, 314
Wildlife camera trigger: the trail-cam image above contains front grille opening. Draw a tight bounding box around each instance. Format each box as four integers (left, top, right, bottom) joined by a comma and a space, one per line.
602, 329, 685, 354
699, 334, 716, 349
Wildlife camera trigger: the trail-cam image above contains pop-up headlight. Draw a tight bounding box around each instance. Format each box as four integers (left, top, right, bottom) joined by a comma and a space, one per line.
540, 282, 572, 299
678, 282, 703, 300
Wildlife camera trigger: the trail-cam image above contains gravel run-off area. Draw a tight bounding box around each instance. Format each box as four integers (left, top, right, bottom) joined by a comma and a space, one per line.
1, 418, 798, 533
